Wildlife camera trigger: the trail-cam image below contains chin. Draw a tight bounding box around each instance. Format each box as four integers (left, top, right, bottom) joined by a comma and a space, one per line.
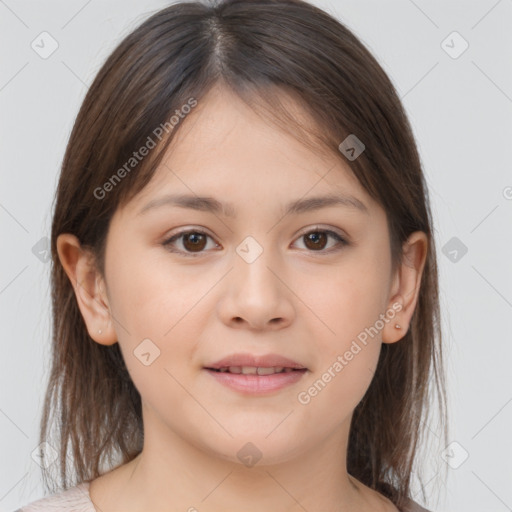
205, 434, 306, 468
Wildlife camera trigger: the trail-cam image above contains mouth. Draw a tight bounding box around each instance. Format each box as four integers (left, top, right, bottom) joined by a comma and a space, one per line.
202, 353, 309, 394
205, 366, 307, 375
202, 365, 308, 394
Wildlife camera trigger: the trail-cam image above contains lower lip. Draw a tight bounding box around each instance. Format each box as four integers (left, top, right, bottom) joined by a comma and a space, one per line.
204, 368, 307, 394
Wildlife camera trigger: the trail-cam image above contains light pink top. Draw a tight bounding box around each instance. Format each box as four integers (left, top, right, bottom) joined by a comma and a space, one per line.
14, 482, 96, 512
14, 480, 431, 511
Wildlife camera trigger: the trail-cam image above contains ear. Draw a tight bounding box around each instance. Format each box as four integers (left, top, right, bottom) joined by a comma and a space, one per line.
382, 231, 428, 344
56, 233, 117, 346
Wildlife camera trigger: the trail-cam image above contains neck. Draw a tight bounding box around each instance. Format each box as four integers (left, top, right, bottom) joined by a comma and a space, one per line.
93, 403, 371, 512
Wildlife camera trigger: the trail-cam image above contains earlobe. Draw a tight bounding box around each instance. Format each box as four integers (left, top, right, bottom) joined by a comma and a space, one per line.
56, 233, 117, 346
382, 231, 428, 344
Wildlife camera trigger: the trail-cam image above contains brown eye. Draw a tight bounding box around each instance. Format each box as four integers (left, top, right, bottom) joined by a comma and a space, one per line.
162, 229, 217, 256
162, 227, 348, 258
295, 229, 347, 253
182, 232, 207, 252
303, 231, 328, 250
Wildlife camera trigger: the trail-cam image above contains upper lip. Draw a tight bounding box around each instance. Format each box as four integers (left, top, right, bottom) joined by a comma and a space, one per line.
204, 353, 307, 370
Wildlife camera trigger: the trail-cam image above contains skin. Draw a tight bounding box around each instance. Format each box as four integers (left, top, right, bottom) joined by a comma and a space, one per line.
57, 84, 427, 512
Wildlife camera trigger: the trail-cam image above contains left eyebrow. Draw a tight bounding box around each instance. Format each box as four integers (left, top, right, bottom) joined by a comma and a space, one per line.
137, 192, 369, 218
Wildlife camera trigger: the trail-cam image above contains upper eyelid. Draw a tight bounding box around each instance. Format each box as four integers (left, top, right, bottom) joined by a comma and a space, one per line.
164, 224, 346, 240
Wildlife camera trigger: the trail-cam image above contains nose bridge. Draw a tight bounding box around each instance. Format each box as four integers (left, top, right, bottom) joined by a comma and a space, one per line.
234, 233, 280, 298
218, 233, 293, 329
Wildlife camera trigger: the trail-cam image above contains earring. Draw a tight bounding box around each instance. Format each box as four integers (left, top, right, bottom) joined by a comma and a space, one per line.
98, 329, 102, 334
394, 324, 401, 329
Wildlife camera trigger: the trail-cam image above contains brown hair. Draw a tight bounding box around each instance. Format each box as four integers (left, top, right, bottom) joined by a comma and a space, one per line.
42, 0, 448, 509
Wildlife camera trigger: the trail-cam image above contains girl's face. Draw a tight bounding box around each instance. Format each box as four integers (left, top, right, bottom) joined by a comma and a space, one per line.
61, 85, 426, 468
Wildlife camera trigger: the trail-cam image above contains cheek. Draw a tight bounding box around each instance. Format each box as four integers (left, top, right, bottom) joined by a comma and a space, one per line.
292, 254, 388, 402
107, 244, 207, 335
105, 250, 207, 389
109, 260, 204, 410
295, 258, 389, 346
296, 274, 384, 415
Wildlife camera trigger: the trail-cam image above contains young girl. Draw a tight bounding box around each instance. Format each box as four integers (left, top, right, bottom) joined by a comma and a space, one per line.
15, 0, 448, 510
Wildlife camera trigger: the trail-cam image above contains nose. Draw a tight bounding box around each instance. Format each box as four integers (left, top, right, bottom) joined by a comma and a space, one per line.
217, 246, 295, 331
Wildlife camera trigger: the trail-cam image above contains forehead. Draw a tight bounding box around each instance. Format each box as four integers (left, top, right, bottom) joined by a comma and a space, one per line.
123, 85, 381, 219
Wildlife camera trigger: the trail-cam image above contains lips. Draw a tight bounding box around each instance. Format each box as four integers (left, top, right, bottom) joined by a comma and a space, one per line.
203, 353, 308, 394
204, 353, 308, 371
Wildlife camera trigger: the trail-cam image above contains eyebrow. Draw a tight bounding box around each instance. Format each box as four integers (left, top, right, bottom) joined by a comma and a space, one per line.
137, 192, 369, 218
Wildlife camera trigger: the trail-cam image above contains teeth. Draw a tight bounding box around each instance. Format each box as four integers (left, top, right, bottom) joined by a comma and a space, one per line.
219, 366, 295, 375
257, 367, 279, 375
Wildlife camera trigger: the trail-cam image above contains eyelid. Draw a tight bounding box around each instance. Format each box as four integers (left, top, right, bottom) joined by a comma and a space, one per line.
296, 224, 347, 240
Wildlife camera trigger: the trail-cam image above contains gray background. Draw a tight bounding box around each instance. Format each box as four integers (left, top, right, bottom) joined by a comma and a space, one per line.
1, 1, 511, 511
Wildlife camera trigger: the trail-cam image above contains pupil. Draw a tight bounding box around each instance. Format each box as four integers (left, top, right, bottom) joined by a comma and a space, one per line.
305, 232, 326, 250
184, 233, 206, 251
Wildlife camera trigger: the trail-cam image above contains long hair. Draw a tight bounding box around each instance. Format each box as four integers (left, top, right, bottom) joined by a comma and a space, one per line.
41, 0, 448, 509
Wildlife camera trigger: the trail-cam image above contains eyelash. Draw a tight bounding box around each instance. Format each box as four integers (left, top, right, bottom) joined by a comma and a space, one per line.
161, 226, 348, 258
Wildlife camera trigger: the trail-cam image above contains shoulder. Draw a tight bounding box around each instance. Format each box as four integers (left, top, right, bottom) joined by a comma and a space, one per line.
13, 482, 96, 512
399, 496, 433, 512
